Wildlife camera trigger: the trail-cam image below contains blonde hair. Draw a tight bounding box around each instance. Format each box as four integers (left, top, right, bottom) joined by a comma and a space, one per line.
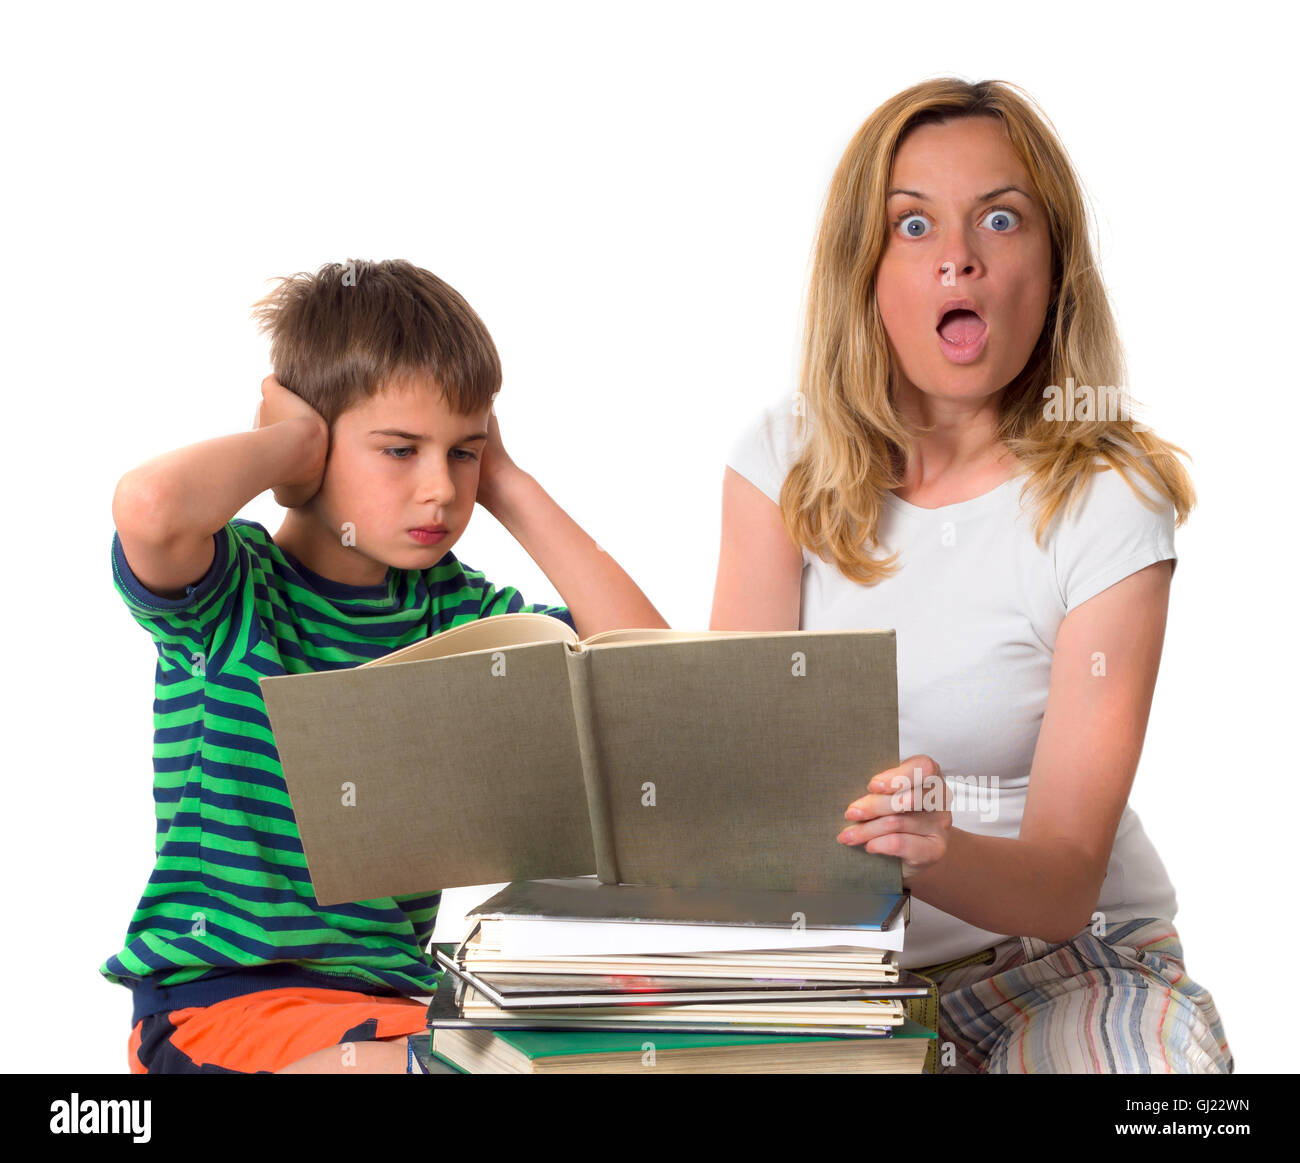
782, 78, 1195, 584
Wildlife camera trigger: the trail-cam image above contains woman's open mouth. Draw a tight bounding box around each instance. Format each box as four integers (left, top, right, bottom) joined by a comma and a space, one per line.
936, 307, 988, 365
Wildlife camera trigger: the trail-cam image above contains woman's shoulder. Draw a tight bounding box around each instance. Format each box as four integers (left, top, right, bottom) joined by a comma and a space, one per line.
724, 395, 807, 504
1053, 453, 1176, 528
1045, 453, 1178, 614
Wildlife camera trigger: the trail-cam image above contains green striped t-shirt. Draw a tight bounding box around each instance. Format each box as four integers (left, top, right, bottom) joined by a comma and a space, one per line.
103, 518, 574, 1021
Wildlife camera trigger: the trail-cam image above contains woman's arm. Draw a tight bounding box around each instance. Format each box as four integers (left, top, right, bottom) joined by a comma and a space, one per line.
718, 458, 1174, 943
709, 468, 802, 630
898, 559, 1174, 941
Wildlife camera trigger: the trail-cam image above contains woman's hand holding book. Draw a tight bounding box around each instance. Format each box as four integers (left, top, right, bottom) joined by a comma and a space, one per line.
839, 754, 953, 882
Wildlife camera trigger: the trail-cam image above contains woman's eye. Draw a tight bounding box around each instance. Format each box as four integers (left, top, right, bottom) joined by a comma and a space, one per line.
451, 449, 479, 462
894, 206, 1021, 238
982, 207, 1020, 232
896, 211, 929, 238
382, 447, 415, 459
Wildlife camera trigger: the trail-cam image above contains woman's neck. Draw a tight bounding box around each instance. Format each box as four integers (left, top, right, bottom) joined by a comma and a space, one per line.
890, 380, 1014, 503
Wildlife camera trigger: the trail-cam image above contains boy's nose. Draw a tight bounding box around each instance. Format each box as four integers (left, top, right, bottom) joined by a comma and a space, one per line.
417, 469, 456, 506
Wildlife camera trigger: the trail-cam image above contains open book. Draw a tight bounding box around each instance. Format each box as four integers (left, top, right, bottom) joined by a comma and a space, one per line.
259, 615, 901, 907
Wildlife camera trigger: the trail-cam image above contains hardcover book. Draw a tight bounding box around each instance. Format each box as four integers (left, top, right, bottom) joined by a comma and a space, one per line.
259, 615, 901, 907
430, 1020, 935, 1073
428, 968, 936, 1074
464, 877, 908, 956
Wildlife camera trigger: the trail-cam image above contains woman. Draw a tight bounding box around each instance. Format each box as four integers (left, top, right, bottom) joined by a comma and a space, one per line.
711, 78, 1232, 1074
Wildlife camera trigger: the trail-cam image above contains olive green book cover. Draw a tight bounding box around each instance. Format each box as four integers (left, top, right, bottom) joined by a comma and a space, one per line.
260, 617, 901, 908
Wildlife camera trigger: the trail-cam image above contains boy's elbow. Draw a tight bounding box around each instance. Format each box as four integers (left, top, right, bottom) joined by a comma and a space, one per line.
113, 468, 177, 542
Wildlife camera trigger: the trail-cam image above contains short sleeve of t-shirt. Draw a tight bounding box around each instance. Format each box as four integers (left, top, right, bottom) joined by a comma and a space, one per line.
724, 399, 804, 506
1052, 462, 1178, 614
111, 522, 247, 675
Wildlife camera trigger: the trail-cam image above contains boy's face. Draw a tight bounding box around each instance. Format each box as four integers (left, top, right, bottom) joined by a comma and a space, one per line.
297, 374, 490, 585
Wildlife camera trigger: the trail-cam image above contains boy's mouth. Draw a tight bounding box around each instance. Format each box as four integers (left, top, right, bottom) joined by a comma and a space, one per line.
409, 525, 448, 545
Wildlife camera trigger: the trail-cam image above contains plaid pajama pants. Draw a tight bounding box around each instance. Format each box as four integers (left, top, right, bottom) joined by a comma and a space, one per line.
910, 916, 1233, 1074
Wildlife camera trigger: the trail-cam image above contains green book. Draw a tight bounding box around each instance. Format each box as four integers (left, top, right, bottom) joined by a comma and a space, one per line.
432, 1017, 935, 1074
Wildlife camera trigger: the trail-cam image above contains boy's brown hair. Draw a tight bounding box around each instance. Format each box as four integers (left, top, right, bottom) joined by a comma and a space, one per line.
252, 259, 501, 426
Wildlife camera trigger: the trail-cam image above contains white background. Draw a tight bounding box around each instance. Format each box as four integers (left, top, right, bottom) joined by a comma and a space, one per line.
2, 0, 1293, 1074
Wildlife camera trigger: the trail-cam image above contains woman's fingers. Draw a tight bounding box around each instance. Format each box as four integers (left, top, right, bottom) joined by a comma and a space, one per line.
869, 754, 941, 793
838, 809, 949, 847
849, 754, 949, 817
840, 755, 953, 878
841, 752, 952, 884
845, 779, 948, 818
844, 790, 895, 821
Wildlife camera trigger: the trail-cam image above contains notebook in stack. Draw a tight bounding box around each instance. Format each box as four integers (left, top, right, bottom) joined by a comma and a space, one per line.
425, 878, 935, 1074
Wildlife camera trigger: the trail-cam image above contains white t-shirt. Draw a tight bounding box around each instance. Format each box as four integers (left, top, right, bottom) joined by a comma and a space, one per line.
725, 399, 1180, 969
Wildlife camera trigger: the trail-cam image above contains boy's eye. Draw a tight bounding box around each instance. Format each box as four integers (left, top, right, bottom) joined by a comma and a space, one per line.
382, 446, 479, 461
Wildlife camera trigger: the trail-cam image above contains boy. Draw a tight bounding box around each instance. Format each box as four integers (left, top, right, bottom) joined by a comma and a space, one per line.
106, 259, 665, 1074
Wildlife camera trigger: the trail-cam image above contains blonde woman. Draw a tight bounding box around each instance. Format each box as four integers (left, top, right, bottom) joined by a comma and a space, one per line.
712, 78, 1232, 1074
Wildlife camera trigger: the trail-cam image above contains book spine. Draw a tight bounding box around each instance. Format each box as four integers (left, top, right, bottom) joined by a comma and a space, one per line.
564, 645, 621, 884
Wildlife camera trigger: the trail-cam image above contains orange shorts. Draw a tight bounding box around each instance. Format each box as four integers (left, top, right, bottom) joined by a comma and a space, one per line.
128, 986, 430, 1074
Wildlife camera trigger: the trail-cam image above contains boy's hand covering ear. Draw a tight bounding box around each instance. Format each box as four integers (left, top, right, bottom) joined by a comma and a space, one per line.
474, 396, 520, 516
254, 374, 330, 509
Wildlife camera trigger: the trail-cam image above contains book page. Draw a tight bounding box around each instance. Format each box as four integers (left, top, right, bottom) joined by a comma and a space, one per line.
361, 611, 577, 668
577, 627, 891, 648
578, 628, 746, 647
431, 882, 512, 945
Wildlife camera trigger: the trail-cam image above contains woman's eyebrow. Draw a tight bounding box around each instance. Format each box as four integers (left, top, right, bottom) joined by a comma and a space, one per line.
886, 184, 1032, 203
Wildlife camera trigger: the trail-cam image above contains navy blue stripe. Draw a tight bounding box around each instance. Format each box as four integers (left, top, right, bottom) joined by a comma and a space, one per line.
152, 843, 306, 880
164, 813, 304, 852
139, 865, 438, 927
146, 924, 423, 966
177, 789, 297, 823
192, 759, 291, 796
152, 875, 442, 930
254, 582, 430, 640
119, 889, 438, 935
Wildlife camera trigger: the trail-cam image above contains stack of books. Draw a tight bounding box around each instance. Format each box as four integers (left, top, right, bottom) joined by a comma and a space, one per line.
259, 616, 932, 1071
424, 879, 935, 1074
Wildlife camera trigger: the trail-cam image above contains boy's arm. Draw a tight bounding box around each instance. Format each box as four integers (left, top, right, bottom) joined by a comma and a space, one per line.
113, 414, 327, 599
483, 467, 667, 638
